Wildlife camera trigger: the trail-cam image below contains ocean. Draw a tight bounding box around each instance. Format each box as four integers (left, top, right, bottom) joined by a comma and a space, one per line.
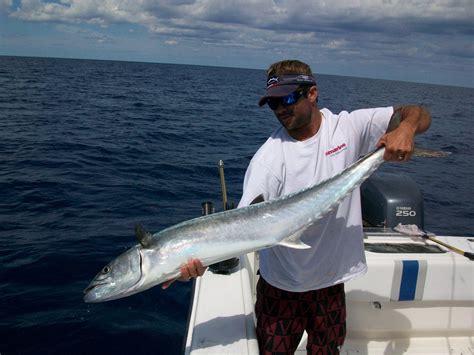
0, 56, 473, 355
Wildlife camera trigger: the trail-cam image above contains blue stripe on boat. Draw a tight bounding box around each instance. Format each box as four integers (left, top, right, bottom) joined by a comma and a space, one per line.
399, 260, 419, 301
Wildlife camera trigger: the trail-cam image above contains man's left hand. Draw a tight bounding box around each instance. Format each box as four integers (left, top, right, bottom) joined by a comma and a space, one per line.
161, 258, 206, 289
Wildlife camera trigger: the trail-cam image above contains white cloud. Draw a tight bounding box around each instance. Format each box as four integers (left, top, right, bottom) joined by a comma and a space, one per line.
10, 0, 473, 43
322, 40, 348, 50
11, 0, 157, 25
6, 0, 473, 86
55, 23, 115, 43
11, 0, 471, 27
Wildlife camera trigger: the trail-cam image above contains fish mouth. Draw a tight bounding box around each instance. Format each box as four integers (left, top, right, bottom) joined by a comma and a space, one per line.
83, 281, 108, 294
83, 280, 113, 303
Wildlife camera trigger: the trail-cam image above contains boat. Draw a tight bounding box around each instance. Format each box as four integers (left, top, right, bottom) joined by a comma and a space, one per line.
184, 172, 474, 354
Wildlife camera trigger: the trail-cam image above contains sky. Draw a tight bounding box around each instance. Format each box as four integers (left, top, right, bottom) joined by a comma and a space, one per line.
1, 0, 473, 87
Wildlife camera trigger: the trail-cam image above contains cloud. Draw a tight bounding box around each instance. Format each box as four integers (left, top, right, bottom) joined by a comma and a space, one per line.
55, 24, 116, 43
6, 0, 473, 86
322, 40, 348, 50
11, 0, 472, 34
0, 0, 12, 14
10, 0, 157, 26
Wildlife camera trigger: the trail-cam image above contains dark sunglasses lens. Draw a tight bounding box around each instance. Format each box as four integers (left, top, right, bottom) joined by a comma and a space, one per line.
267, 90, 304, 110
282, 92, 298, 106
267, 99, 279, 110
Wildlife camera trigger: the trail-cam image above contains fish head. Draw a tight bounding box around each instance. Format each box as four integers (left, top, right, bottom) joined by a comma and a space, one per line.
83, 246, 144, 303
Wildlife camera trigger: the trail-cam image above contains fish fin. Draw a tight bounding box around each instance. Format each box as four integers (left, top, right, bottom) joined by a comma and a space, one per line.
135, 224, 153, 248
279, 229, 311, 249
250, 194, 265, 205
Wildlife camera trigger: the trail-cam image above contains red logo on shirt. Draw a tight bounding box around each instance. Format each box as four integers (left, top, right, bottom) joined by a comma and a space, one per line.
325, 143, 347, 156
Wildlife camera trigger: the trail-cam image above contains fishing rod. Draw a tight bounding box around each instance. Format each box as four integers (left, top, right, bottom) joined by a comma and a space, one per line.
394, 224, 474, 260
218, 160, 229, 211
200, 160, 229, 215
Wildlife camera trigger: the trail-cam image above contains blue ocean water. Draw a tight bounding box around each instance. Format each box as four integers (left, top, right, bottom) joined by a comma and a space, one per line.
0, 56, 473, 355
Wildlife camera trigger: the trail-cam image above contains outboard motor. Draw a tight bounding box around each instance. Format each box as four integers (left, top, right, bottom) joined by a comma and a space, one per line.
361, 173, 424, 229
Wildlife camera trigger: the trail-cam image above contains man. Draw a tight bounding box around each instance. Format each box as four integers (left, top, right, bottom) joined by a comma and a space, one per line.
165, 59, 431, 354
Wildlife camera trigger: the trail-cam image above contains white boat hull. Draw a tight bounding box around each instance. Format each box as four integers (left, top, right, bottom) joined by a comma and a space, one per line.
185, 231, 474, 354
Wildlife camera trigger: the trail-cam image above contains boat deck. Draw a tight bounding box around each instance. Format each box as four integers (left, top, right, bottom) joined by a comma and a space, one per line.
184, 232, 474, 354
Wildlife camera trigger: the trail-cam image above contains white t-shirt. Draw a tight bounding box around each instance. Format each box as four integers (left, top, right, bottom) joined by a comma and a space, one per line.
238, 107, 394, 292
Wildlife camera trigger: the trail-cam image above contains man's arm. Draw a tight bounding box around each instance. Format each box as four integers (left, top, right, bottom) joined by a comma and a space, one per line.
377, 105, 431, 161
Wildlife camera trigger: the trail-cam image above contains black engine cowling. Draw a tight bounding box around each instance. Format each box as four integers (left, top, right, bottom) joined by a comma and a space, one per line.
361, 173, 424, 229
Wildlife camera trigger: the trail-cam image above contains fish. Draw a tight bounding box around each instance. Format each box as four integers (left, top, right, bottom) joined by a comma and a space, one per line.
83, 146, 389, 303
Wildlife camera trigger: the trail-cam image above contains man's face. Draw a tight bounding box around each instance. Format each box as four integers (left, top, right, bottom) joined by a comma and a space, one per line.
271, 86, 318, 139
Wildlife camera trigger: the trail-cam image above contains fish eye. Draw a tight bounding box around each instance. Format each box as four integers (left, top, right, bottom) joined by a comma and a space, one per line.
102, 266, 112, 274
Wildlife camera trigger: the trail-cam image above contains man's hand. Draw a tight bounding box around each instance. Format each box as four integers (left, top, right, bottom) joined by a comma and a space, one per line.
377, 128, 415, 162
377, 105, 431, 162
161, 258, 206, 289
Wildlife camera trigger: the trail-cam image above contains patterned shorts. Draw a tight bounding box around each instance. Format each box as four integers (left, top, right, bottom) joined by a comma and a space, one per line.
255, 277, 346, 355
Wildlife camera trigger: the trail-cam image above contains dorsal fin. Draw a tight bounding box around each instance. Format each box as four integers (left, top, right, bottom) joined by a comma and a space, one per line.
135, 224, 153, 248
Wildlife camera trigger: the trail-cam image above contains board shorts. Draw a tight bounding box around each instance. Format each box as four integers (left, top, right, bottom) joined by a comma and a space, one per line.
255, 277, 346, 355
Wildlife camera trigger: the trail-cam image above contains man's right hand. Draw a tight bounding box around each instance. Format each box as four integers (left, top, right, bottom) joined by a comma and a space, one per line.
161, 258, 206, 289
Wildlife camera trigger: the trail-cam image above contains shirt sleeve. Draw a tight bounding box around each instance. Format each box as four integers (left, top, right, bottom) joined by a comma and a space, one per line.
350, 106, 394, 155
237, 160, 281, 208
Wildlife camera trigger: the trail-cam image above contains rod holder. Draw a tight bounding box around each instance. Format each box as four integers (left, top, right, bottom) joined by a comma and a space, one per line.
201, 162, 240, 275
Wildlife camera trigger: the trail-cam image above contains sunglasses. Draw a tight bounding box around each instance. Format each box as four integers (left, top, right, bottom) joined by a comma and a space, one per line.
267, 89, 307, 110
